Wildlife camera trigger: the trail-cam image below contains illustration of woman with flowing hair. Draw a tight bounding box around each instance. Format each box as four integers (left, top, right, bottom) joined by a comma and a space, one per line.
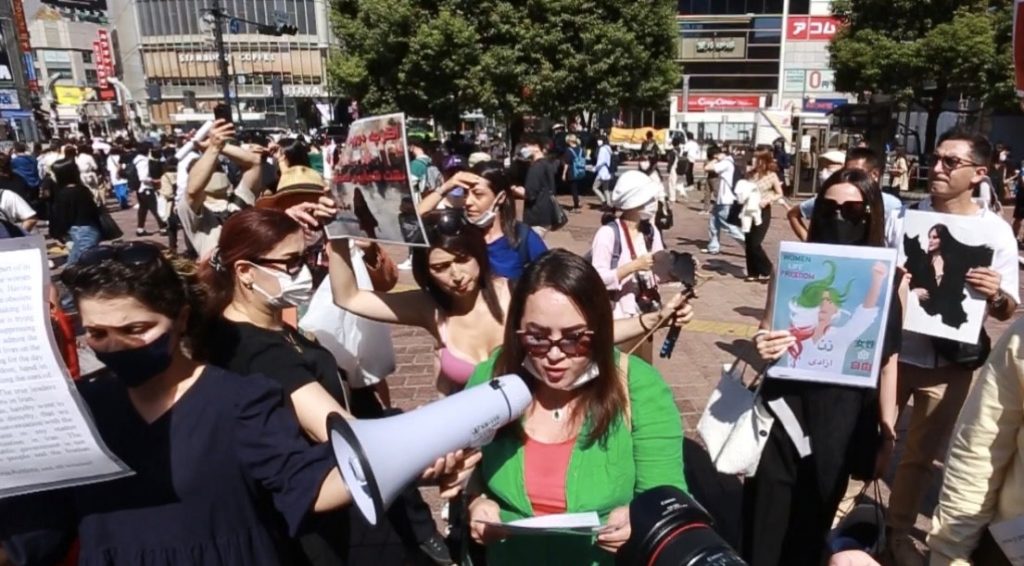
785, 259, 888, 371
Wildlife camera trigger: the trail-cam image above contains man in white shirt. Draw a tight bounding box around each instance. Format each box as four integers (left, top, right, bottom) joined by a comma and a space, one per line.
0, 188, 37, 233
883, 129, 1020, 566
683, 134, 701, 188
591, 136, 614, 206
701, 144, 744, 254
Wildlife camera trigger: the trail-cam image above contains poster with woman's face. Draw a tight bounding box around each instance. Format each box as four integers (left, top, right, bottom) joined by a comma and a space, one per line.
324, 112, 428, 246
897, 210, 994, 344
768, 242, 898, 388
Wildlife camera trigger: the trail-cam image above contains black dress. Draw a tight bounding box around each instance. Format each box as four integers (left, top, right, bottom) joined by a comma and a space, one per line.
208, 318, 433, 566
0, 366, 335, 566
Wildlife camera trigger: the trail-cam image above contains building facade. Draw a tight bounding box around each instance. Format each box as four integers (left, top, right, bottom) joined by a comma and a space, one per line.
672, 0, 849, 143
111, 0, 332, 129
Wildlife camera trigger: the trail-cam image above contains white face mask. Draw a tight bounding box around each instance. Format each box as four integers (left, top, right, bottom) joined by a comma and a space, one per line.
469, 195, 504, 228
252, 264, 314, 308
639, 199, 658, 221
597, 140, 605, 147
522, 357, 600, 390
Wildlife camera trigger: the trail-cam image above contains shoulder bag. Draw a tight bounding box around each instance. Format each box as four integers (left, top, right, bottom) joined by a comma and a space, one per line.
697, 359, 774, 476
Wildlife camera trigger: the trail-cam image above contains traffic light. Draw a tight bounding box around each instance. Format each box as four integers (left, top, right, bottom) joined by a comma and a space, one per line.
256, 23, 298, 36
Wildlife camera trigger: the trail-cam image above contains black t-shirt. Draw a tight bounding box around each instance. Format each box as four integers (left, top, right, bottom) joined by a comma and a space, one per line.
207, 318, 345, 403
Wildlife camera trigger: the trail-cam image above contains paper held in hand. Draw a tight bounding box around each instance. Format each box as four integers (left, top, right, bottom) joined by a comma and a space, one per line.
324, 112, 429, 247
767, 241, 898, 388
989, 515, 1024, 566
476, 511, 603, 536
0, 236, 131, 498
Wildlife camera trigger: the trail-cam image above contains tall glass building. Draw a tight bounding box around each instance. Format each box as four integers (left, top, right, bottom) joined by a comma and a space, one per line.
111, 0, 332, 128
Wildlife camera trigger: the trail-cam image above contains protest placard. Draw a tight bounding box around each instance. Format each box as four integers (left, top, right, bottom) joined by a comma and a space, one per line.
325, 113, 428, 246
898, 209, 994, 344
768, 241, 898, 388
0, 236, 130, 498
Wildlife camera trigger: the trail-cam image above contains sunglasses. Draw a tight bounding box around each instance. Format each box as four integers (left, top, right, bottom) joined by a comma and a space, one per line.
932, 153, 978, 172
252, 249, 315, 277
79, 242, 163, 267
423, 209, 470, 239
819, 198, 870, 224
517, 329, 594, 358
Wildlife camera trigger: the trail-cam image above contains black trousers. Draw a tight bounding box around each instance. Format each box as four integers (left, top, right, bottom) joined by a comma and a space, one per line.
568, 178, 584, 209
742, 422, 849, 566
744, 207, 772, 278
136, 191, 166, 231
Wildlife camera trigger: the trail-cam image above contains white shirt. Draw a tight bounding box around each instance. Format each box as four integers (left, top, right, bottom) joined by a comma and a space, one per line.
106, 155, 124, 184
133, 154, 153, 191
885, 197, 1021, 368
0, 189, 36, 223
787, 305, 879, 372
684, 140, 701, 161
712, 157, 736, 205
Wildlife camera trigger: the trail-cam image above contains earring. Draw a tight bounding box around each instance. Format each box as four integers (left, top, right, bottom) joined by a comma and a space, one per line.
244, 281, 253, 290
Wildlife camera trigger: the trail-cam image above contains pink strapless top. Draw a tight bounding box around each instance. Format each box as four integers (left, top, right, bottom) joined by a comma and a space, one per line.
437, 318, 478, 389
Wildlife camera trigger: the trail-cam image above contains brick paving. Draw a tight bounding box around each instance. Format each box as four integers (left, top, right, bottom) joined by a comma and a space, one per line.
88, 182, 1024, 554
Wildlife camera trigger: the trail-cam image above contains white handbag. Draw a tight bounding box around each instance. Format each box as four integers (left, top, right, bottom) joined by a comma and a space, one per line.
697, 360, 775, 476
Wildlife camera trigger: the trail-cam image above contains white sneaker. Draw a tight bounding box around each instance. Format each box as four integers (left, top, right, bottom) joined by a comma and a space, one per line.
398, 258, 413, 271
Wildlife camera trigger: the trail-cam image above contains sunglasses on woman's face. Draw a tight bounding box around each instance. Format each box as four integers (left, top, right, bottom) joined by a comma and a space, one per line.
516, 329, 594, 358
79, 242, 163, 267
252, 249, 315, 277
819, 198, 869, 224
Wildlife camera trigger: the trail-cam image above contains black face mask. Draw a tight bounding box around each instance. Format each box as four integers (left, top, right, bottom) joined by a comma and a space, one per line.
816, 218, 868, 246
93, 331, 174, 388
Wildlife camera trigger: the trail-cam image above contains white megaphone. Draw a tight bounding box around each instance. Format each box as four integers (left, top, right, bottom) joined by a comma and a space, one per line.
174, 120, 215, 161
328, 374, 532, 525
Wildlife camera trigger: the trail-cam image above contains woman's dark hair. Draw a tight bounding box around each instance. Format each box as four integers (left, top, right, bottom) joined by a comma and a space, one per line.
52, 158, 82, 187
0, 153, 13, 177
495, 249, 626, 447
278, 137, 311, 168
60, 243, 209, 359
928, 224, 952, 255
411, 213, 502, 321
471, 160, 519, 246
807, 168, 885, 247
63, 145, 78, 160
197, 207, 303, 315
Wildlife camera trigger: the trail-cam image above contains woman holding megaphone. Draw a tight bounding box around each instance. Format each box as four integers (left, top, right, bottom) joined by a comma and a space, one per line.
328, 208, 694, 396
464, 250, 687, 565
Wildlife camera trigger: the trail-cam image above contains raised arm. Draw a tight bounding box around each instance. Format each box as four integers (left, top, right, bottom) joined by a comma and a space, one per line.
327, 238, 437, 329
863, 261, 887, 309
416, 171, 483, 216
222, 142, 264, 199
185, 120, 235, 213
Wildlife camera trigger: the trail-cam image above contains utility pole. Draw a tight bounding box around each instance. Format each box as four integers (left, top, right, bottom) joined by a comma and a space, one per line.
202, 3, 296, 128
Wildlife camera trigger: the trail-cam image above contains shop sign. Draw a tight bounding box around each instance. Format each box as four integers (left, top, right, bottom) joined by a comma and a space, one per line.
0, 89, 20, 110
804, 69, 836, 93
786, 16, 842, 41
684, 94, 761, 112
802, 97, 848, 113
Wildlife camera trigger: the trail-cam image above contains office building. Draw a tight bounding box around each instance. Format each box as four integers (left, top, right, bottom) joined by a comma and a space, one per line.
672, 0, 850, 142
111, 0, 332, 129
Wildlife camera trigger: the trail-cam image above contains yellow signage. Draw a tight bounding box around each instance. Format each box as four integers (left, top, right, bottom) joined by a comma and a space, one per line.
54, 86, 91, 105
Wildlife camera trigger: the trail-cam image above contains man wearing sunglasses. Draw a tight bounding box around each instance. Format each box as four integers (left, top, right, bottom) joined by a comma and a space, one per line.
883, 129, 1020, 566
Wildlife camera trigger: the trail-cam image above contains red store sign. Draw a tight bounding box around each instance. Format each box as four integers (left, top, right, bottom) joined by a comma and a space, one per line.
679, 95, 761, 112
786, 16, 842, 41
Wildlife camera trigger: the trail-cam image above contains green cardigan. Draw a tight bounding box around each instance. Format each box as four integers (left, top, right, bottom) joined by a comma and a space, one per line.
466, 350, 686, 566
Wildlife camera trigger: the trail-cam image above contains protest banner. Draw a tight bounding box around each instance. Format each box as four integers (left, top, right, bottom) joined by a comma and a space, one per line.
768, 241, 898, 388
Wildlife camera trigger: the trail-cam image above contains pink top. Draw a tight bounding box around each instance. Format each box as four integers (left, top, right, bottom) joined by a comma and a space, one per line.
436, 317, 476, 389
589, 221, 664, 319
524, 435, 576, 516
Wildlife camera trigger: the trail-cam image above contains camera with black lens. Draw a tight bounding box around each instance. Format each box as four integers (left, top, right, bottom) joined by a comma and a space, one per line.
617, 486, 746, 566
634, 276, 663, 315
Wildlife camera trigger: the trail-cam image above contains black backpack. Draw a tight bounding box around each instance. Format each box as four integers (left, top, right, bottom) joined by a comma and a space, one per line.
124, 155, 141, 192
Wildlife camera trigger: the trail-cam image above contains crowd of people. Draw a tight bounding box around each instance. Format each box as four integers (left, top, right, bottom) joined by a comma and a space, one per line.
0, 118, 1019, 566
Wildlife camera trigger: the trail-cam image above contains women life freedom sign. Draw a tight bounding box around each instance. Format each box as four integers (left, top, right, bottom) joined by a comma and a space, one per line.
768, 242, 897, 388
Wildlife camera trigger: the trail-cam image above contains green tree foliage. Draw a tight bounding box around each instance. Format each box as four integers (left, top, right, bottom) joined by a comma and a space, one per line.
828, 0, 1014, 151
329, 0, 680, 127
